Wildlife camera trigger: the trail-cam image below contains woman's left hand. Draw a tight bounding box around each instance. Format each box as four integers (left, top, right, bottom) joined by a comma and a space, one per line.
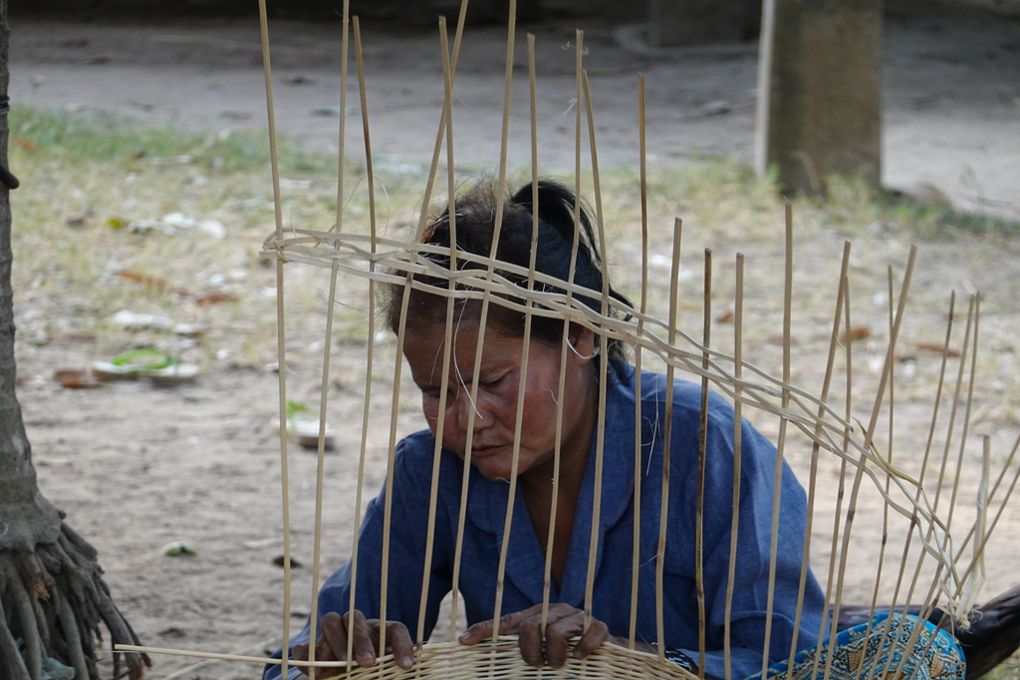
458, 603, 649, 668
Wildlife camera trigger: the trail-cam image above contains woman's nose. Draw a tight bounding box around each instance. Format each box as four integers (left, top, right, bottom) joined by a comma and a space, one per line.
454, 388, 489, 435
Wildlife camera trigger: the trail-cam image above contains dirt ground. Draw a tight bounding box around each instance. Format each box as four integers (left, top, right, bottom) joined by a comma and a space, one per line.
6, 8, 1020, 680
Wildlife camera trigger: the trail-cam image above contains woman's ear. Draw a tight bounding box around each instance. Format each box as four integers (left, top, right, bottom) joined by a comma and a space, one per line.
567, 326, 597, 365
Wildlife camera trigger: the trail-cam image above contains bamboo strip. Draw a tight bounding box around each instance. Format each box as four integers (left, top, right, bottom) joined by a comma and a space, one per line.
444, 0, 494, 641
723, 253, 745, 680
416, 15, 460, 656
539, 27, 586, 655
489, 51, 540, 677
116, 638, 698, 679
760, 203, 794, 678
333, 0, 350, 233
484, 6, 523, 670
309, 4, 353, 675
580, 69, 612, 635
655, 217, 683, 662
899, 295, 977, 616
357, 11, 406, 670
627, 72, 648, 652
256, 3, 294, 676
785, 241, 850, 676
416, 0, 470, 236
885, 291, 956, 621
945, 294, 981, 537
864, 247, 917, 445
695, 249, 712, 678
816, 272, 854, 680
851, 267, 900, 680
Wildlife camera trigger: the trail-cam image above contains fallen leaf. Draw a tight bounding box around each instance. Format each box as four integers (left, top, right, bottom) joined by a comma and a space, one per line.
161, 541, 198, 557
105, 217, 128, 230
116, 269, 174, 293
194, 290, 236, 306
12, 137, 38, 152
53, 369, 100, 389
715, 308, 734, 324
839, 326, 871, 344
910, 340, 961, 357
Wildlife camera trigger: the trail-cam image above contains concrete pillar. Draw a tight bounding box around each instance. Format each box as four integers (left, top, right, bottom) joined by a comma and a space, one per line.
755, 0, 883, 194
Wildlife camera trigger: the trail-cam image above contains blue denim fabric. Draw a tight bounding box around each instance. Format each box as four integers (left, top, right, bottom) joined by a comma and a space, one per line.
265, 359, 826, 679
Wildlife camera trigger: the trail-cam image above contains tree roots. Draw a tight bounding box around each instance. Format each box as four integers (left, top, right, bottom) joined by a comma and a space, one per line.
0, 520, 150, 680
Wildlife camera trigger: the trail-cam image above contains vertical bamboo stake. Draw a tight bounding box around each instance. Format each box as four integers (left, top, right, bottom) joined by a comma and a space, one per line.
416, 0, 471, 236
256, 3, 293, 676
851, 266, 899, 680
760, 203, 794, 678
489, 38, 543, 667
945, 294, 981, 535
333, 0, 351, 233
813, 270, 853, 679
452, 2, 519, 655
627, 73, 649, 651
863, 246, 917, 446
655, 216, 683, 662
539, 27, 586, 651
886, 291, 956, 616
695, 248, 712, 678
309, 1, 351, 674
722, 253, 746, 680
785, 241, 851, 676
723, 253, 745, 680
580, 69, 612, 637
415, 15, 460, 658
823, 247, 917, 680
444, 0, 500, 641
899, 295, 976, 617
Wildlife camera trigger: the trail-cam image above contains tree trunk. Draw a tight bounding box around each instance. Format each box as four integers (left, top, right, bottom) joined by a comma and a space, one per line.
754, 0, 883, 194
0, 2, 149, 678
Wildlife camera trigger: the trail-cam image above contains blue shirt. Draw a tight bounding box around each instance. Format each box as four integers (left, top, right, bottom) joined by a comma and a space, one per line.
265, 359, 826, 679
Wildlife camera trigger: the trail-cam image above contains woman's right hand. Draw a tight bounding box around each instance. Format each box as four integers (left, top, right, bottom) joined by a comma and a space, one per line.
291, 611, 415, 678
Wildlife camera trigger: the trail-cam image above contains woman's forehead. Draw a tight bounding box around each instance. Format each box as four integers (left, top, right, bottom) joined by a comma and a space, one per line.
403, 319, 524, 373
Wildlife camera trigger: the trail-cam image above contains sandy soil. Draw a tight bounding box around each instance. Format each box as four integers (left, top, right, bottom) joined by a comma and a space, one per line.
6, 8, 1020, 679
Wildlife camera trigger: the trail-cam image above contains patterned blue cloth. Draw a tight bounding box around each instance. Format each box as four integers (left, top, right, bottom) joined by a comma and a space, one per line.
264, 359, 827, 679
754, 612, 966, 679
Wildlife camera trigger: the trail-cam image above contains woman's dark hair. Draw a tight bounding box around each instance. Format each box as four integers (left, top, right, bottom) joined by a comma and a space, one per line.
385, 179, 632, 363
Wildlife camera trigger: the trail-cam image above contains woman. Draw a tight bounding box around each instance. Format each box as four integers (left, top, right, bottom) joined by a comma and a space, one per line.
265, 181, 968, 680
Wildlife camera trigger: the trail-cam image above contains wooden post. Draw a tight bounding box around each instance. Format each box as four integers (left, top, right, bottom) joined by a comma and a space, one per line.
755, 0, 883, 194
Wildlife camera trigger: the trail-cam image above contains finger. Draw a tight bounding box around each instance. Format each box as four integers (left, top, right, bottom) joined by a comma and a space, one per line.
386, 622, 415, 669
517, 604, 578, 668
289, 645, 310, 678
459, 611, 513, 645
545, 611, 586, 668
319, 612, 348, 659
349, 612, 376, 668
517, 614, 545, 668
572, 618, 610, 660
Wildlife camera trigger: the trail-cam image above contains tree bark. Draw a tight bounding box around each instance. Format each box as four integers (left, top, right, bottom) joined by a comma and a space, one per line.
0, 0, 62, 554
0, 2, 149, 678
754, 0, 883, 194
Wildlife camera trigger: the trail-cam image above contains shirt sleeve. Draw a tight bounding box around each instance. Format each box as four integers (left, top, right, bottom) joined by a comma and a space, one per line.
665, 393, 827, 680
263, 436, 454, 679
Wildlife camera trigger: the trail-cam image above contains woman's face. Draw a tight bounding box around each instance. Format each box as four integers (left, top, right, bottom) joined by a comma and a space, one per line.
402, 316, 596, 482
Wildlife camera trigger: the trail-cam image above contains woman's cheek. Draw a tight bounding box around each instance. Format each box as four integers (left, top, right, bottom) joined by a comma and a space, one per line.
421, 397, 439, 428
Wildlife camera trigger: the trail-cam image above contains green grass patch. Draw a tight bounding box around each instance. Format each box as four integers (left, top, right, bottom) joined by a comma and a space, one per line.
9, 105, 336, 175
